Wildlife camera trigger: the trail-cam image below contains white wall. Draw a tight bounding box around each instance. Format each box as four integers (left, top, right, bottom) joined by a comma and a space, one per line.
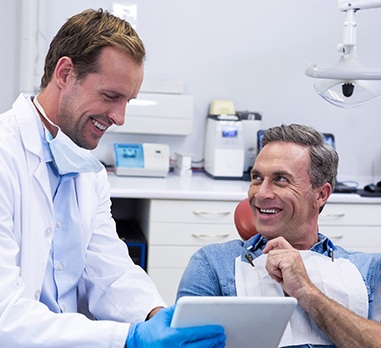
0, 0, 21, 112
2, 0, 381, 183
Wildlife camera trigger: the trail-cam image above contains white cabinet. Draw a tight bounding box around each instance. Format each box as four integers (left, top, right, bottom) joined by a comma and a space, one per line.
319, 203, 381, 253
147, 199, 241, 304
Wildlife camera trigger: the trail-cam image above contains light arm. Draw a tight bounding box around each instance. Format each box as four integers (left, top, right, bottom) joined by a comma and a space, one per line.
305, 0, 381, 107
338, 0, 381, 11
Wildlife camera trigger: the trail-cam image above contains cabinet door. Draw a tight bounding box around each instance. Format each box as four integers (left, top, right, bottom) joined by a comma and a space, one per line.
150, 199, 238, 224
148, 199, 240, 304
149, 222, 240, 246
148, 245, 205, 304
319, 225, 381, 253
319, 203, 381, 226
148, 268, 185, 305
319, 203, 381, 252
148, 245, 201, 268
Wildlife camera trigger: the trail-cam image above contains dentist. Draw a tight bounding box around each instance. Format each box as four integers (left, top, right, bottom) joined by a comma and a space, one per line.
0, 8, 225, 348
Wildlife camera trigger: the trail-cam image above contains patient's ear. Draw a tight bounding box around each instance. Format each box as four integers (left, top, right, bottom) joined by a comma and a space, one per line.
315, 182, 332, 209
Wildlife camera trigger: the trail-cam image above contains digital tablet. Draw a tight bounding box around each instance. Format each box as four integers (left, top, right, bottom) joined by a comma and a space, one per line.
171, 296, 297, 348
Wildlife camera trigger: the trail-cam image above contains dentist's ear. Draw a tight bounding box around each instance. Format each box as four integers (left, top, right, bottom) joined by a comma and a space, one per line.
54, 56, 75, 89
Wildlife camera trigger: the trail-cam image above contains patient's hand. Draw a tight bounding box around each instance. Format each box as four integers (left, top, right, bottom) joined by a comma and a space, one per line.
262, 236, 293, 254
263, 237, 316, 301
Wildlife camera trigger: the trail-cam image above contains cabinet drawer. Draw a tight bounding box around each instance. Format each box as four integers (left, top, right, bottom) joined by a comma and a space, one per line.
149, 222, 240, 245
319, 225, 381, 252
319, 203, 381, 226
148, 245, 201, 268
150, 199, 238, 224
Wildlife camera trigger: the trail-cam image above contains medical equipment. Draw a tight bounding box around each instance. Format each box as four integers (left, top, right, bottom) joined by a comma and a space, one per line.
236, 110, 262, 173
203, 100, 245, 179
113, 143, 170, 177
306, 0, 381, 107
107, 80, 194, 135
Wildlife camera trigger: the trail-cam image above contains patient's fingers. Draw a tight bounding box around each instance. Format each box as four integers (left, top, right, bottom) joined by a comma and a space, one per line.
265, 248, 312, 298
263, 236, 294, 254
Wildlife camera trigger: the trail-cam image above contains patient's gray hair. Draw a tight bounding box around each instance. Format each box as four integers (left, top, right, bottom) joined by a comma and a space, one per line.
262, 123, 338, 190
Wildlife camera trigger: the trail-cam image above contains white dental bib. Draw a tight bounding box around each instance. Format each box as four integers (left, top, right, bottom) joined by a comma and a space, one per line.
235, 250, 368, 347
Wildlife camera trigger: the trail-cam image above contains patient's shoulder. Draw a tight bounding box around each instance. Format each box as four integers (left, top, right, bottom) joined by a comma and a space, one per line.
196, 239, 246, 262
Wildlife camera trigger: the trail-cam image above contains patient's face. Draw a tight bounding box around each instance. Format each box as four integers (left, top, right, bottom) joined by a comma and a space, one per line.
248, 141, 322, 249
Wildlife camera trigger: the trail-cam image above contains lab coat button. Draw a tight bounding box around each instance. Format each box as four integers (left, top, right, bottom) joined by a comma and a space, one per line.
45, 227, 53, 237
34, 290, 41, 300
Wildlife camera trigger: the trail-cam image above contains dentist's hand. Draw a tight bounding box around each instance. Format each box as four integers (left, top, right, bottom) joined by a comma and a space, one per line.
126, 305, 226, 348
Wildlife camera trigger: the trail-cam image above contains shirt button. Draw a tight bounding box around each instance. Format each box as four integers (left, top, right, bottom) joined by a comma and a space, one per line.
34, 290, 41, 300
45, 227, 53, 237
56, 220, 62, 228
56, 263, 63, 271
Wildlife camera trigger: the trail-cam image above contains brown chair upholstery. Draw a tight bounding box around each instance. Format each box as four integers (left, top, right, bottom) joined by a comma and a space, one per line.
234, 198, 258, 240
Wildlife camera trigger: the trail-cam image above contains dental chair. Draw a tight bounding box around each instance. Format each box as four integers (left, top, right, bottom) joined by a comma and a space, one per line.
234, 198, 258, 240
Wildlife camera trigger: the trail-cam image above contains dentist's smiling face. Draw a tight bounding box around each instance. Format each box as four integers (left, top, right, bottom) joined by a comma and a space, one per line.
55, 46, 144, 150
248, 141, 322, 249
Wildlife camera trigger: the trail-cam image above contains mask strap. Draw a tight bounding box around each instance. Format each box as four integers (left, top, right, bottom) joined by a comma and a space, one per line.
33, 96, 60, 132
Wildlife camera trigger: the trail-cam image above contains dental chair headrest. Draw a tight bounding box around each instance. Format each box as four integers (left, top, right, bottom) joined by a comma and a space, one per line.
234, 198, 258, 241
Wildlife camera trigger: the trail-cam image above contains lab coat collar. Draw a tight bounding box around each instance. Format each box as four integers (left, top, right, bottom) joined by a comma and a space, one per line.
12, 93, 54, 210
14, 94, 45, 158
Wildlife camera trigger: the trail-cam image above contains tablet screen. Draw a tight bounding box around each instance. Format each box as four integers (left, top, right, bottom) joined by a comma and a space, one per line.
171, 296, 297, 348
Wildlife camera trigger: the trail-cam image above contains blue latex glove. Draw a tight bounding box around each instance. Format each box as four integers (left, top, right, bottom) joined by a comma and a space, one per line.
126, 305, 225, 348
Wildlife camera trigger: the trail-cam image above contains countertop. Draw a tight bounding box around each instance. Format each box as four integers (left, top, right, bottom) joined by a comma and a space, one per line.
108, 171, 381, 203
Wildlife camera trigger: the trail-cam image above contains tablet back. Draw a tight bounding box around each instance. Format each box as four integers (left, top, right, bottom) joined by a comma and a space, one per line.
171, 296, 297, 348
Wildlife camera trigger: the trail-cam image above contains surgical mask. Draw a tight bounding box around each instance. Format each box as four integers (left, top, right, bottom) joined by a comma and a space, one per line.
33, 96, 104, 175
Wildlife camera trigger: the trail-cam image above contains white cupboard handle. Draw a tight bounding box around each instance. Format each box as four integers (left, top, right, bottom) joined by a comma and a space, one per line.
320, 213, 345, 218
191, 233, 230, 239
326, 235, 344, 240
192, 211, 231, 217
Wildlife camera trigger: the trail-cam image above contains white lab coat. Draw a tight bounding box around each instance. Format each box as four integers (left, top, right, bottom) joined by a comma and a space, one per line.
0, 94, 166, 347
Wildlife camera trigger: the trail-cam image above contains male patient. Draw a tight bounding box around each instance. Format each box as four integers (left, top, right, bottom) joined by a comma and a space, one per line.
177, 123, 381, 348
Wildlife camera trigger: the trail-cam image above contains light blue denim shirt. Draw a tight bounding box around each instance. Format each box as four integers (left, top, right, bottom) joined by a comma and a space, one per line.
177, 233, 381, 348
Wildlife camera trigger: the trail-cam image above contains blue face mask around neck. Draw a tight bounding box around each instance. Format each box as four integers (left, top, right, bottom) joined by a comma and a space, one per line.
33, 96, 104, 175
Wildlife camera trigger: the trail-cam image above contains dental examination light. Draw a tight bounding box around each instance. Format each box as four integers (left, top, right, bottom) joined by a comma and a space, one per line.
305, 0, 381, 107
